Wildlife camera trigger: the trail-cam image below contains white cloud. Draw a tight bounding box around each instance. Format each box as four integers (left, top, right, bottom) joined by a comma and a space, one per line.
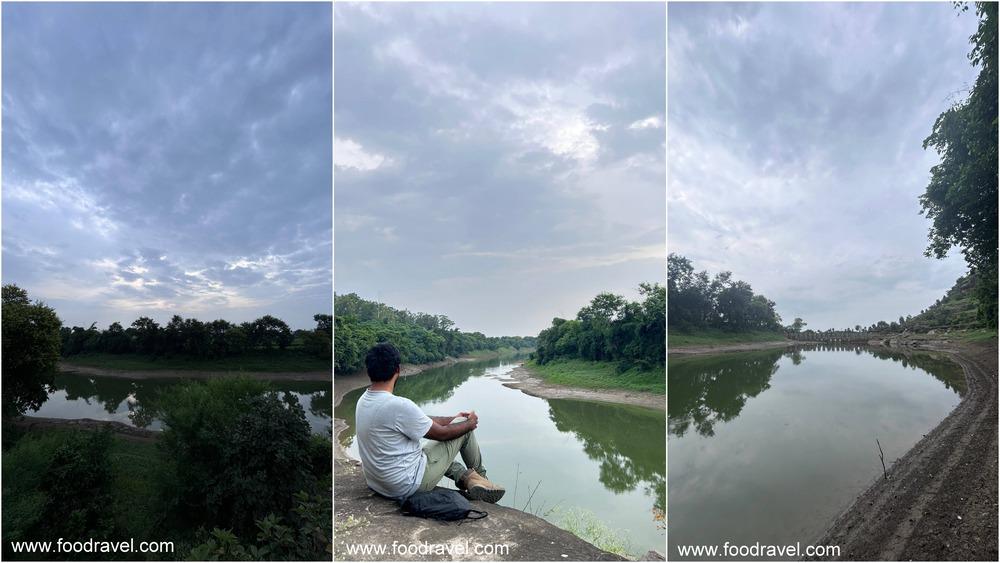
334, 137, 390, 171
629, 115, 664, 130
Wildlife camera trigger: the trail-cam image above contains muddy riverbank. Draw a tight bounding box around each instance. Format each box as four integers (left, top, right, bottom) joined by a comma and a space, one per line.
667, 339, 798, 356
814, 336, 998, 561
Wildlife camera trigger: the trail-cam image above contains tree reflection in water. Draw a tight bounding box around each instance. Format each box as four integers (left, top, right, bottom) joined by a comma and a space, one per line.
668, 345, 966, 439
547, 399, 666, 516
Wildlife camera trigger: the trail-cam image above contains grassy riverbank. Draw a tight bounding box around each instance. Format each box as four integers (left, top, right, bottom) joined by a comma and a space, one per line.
61, 350, 330, 373
524, 359, 665, 394
668, 329, 786, 347
2, 427, 170, 555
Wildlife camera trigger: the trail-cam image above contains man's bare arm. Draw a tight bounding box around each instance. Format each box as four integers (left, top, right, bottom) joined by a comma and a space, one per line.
424, 412, 478, 441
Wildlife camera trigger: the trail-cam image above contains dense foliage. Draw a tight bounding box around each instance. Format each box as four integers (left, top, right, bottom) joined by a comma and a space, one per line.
334, 293, 536, 373
2, 285, 63, 417
60, 313, 331, 361
667, 255, 782, 333
2, 378, 333, 560
2, 429, 119, 559
921, 2, 998, 327
189, 492, 330, 561
534, 283, 666, 371
152, 378, 321, 536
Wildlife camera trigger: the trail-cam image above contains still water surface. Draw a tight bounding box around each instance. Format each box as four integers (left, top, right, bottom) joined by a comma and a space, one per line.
335, 359, 666, 556
668, 345, 965, 557
33, 372, 332, 435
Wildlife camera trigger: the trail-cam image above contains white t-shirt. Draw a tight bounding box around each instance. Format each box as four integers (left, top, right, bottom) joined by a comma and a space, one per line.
355, 389, 432, 499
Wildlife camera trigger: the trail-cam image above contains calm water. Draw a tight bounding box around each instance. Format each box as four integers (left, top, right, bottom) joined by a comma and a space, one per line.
668, 345, 965, 558
33, 372, 332, 435
335, 359, 666, 556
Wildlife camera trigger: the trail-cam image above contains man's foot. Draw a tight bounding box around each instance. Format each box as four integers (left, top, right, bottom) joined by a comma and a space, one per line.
457, 469, 505, 503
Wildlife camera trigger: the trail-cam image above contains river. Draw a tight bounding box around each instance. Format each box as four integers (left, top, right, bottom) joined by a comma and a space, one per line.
335, 358, 666, 557
32, 371, 332, 435
667, 344, 966, 558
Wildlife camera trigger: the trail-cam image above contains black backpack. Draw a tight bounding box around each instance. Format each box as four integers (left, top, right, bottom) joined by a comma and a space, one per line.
399, 489, 488, 521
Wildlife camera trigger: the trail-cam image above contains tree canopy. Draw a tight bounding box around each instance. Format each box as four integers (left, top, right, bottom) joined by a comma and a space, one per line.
333, 293, 536, 373
534, 283, 666, 371
667, 255, 782, 333
2, 285, 62, 417
921, 2, 998, 326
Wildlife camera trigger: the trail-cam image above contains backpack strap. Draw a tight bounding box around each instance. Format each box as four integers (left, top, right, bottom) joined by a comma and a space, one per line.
465, 509, 488, 520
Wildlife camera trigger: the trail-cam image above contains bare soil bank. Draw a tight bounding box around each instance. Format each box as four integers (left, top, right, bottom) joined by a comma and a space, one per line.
12, 416, 160, 443
813, 337, 998, 561
59, 361, 329, 381
501, 364, 665, 411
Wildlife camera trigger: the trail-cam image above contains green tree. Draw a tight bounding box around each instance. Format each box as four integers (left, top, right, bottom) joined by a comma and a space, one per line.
2, 285, 62, 417
921, 2, 998, 326
249, 315, 294, 350
157, 378, 316, 536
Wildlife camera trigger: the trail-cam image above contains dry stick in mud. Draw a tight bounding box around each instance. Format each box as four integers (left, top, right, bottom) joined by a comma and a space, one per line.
876, 438, 888, 480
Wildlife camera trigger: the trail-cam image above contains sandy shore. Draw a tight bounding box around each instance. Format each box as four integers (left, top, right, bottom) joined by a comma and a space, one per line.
501, 363, 665, 411
58, 361, 330, 381
813, 338, 998, 561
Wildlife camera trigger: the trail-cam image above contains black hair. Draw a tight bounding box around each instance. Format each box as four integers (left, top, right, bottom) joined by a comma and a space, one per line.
365, 342, 401, 382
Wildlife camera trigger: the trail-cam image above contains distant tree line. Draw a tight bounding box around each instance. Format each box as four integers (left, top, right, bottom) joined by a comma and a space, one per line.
60, 313, 332, 360
667, 254, 782, 333
533, 283, 665, 371
334, 293, 536, 373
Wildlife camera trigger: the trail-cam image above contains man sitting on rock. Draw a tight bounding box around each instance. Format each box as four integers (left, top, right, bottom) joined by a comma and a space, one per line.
355, 342, 506, 503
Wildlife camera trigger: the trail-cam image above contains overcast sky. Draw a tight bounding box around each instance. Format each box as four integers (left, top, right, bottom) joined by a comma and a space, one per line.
668, 2, 978, 330
335, 2, 665, 337
2, 2, 331, 330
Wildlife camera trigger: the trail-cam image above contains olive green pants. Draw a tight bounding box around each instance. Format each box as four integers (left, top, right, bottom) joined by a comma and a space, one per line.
417, 427, 488, 492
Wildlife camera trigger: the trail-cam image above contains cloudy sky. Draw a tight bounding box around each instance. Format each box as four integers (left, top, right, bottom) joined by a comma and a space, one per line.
3, 3, 331, 329
669, 2, 978, 330
335, 2, 665, 337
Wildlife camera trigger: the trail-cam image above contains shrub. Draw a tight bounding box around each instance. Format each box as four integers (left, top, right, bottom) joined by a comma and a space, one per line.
158, 378, 316, 535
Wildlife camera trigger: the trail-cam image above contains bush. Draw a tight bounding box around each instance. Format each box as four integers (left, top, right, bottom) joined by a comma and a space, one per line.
2, 429, 116, 557
39, 430, 116, 539
306, 434, 333, 481
189, 491, 331, 561
157, 378, 316, 535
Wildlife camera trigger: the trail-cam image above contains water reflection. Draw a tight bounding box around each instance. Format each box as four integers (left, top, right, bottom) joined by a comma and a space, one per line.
668, 345, 966, 556
335, 359, 666, 554
34, 372, 332, 435
669, 345, 966, 439
548, 399, 666, 513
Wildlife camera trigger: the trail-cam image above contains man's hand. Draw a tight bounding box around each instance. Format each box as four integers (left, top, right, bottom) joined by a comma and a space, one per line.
461, 411, 478, 428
